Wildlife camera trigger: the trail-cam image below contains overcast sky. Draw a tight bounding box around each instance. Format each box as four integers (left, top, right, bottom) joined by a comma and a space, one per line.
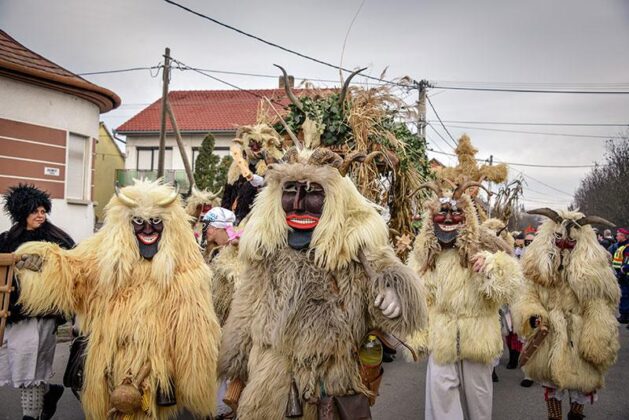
1, 0, 628, 209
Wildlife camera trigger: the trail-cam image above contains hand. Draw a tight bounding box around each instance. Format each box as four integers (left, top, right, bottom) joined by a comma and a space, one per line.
15, 254, 43, 271
471, 254, 487, 273
375, 288, 402, 319
529, 315, 541, 329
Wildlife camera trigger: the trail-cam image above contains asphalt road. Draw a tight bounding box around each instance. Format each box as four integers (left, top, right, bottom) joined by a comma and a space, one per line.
2, 328, 629, 420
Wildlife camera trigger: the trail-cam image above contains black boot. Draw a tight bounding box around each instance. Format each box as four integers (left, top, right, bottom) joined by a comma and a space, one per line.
492, 368, 499, 382
567, 412, 585, 420
40, 384, 64, 420
617, 314, 629, 324
506, 349, 520, 369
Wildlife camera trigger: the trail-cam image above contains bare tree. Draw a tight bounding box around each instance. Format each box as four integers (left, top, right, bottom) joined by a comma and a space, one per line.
573, 135, 629, 227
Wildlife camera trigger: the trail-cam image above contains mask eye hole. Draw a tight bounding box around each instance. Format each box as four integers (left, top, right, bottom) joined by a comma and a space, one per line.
554, 232, 562, 239
132, 217, 144, 225
150, 217, 162, 224
283, 182, 297, 193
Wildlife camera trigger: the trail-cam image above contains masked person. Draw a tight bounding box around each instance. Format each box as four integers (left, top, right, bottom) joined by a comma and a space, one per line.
12, 180, 221, 419
219, 147, 427, 419
609, 227, 629, 325
407, 180, 522, 420
513, 209, 619, 420
0, 184, 74, 420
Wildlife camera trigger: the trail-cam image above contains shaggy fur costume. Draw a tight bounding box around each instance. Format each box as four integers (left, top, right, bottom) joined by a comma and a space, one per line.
219, 149, 427, 419
512, 210, 620, 393
407, 192, 522, 365
206, 243, 241, 326
14, 180, 221, 419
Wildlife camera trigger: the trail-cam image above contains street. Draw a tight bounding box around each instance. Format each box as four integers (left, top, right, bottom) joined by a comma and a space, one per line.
1, 328, 629, 419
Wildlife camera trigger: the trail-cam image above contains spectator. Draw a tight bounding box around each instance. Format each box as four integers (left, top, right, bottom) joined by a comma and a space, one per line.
609, 228, 629, 325
0, 184, 74, 420
600, 229, 615, 250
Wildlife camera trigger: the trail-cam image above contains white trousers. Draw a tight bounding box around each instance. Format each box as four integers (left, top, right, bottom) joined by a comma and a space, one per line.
425, 354, 493, 420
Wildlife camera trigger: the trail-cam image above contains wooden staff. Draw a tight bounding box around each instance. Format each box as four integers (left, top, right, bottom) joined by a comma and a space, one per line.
0, 253, 19, 346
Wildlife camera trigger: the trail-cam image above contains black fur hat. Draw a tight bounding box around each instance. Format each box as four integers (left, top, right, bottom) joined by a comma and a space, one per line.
3, 184, 52, 224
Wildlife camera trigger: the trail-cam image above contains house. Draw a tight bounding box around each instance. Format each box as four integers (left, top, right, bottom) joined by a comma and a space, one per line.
94, 123, 125, 224
0, 30, 120, 241
115, 83, 297, 188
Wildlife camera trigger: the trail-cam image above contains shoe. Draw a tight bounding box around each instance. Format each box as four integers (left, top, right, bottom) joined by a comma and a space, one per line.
617, 315, 629, 324
567, 412, 585, 420
626, 323, 629, 330
506, 349, 520, 369
382, 352, 394, 363
23, 417, 39, 420
492, 368, 499, 382
41, 384, 64, 420
520, 378, 534, 387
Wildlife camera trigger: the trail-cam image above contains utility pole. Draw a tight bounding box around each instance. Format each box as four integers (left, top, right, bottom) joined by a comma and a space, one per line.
487, 154, 494, 217
157, 47, 171, 179
166, 102, 195, 193
416, 80, 431, 141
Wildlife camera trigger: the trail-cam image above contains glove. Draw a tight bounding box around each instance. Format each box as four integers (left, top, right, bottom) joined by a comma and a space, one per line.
16, 254, 43, 271
374, 288, 401, 319
529, 315, 541, 329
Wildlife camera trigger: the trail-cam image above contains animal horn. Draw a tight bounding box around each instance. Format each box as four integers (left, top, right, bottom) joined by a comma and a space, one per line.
527, 208, 562, 224
114, 183, 138, 208
408, 182, 443, 199
453, 181, 491, 200
339, 67, 368, 107
274, 64, 304, 112
363, 151, 384, 166
263, 97, 302, 150
577, 215, 615, 228
338, 150, 366, 176
308, 148, 343, 168
208, 187, 223, 200
157, 185, 179, 207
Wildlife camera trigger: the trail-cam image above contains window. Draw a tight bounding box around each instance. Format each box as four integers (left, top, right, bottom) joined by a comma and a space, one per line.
66, 133, 90, 200
136, 147, 173, 170
191, 147, 199, 171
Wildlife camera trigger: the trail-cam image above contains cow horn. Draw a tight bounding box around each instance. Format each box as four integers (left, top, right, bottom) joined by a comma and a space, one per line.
157, 185, 179, 207
339, 67, 368, 107
453, 181, 491, 200
114, 183, 137, 208
577, 215, 615, 228
527, 208, 562, 224
338, 150, 366, 176
408, 182, 443, 199
274, 64, 304, 112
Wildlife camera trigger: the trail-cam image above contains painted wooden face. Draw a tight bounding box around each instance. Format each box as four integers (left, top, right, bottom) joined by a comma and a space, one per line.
432, 199, 465, 247
132, 217, 164, 259
281, 181, 325, 230
281, 181, 325, 250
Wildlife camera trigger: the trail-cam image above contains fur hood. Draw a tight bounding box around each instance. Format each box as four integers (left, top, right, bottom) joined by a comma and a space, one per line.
522, 209, 619, 304
239, 149, 389, 271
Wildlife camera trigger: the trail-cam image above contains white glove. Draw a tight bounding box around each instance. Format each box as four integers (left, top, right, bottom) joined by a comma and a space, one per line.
16, 254, 43, 271
374, 288, 402, 319
249, 174, 265, 188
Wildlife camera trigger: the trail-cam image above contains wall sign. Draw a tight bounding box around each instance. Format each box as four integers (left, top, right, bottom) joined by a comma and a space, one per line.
44, 167, 60, 176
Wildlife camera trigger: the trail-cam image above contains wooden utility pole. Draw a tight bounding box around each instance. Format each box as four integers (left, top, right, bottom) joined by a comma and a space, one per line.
166, 102, 195, 192
157, 47, 171, 178
416, 80, 431, 141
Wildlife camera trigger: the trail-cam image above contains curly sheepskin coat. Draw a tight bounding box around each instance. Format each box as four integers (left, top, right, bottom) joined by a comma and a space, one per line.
407, 193, 522, 365
512, 211, 620, 393
14, 181, 221, 419
206, 243, 241, 326
219, 150, 428, 420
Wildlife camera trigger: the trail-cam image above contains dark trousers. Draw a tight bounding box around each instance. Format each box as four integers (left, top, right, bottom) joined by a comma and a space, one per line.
619, 282, 629, 315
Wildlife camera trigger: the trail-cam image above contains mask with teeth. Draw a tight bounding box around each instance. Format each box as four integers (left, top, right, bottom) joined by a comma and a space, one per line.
132, 217, 164, 259
433, 200, 465, 247
281, 181, 325, 250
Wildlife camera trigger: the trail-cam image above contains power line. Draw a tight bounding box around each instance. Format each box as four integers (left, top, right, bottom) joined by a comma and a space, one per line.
427, 119, 629, 127
427, 149, 595, 169
508, 166, 573, 197
432, 84, 629, 95
163, 0, 406, 88
78, 66, 161, 76
427, 124, 457, 151
442, 124, 618, 139
426, 97, 458, 148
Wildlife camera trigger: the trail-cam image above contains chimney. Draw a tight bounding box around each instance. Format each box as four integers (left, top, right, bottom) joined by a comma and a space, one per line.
279, 75, 295, 89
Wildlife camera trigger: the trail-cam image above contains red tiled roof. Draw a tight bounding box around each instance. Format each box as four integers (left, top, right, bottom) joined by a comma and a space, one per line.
0, 29, 120, 112
116, 89, 305, 134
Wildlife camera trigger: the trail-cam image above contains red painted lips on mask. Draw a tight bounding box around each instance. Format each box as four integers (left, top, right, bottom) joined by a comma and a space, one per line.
555, 238, 576, 250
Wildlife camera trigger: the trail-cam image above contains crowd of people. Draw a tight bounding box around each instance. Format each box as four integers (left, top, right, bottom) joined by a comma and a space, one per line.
0, 131, 626, 420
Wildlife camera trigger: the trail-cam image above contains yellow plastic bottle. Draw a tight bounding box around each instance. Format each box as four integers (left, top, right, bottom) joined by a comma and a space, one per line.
359, 334, 383, 367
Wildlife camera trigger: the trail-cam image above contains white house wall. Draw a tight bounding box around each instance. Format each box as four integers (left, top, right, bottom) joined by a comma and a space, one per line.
0, 77, 100, 242
124, 133, 233, 170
